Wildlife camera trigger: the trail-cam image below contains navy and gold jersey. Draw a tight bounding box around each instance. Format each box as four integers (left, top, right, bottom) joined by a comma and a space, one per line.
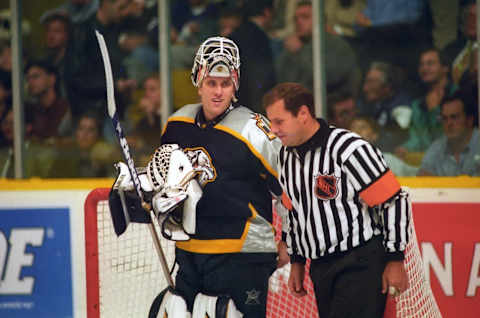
161, 104, 282, 254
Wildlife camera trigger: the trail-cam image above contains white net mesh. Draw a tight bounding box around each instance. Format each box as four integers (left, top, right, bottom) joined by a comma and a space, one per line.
85, 190, 176, 318
391, 211, 442, 318
85, 189, 442, 318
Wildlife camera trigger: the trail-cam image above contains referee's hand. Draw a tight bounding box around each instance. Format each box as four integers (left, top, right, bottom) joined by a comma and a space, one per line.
288, 263, 307, 297
382, 260, 408, 297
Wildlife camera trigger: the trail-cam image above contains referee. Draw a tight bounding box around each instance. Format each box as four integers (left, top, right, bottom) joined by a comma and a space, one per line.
263, 83, 410, 318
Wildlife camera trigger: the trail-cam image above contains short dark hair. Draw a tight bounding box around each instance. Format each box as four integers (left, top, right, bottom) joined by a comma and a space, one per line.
326, 93, 354, 119
41, 10, 71, 28
419, 47, 449, 67
25, 59, 57, 77
77, 110, 103, 132
263, 82, 314, 116
441, 90, 476, 119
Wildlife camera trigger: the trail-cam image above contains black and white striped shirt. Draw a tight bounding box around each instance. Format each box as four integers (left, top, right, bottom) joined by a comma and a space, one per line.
278, 119, 410, 263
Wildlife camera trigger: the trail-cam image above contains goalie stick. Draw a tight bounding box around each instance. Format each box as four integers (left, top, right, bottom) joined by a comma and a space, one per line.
95, 30, 174, 288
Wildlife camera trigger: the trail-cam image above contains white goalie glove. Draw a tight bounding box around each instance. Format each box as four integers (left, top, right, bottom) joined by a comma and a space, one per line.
147, 144, 203, 241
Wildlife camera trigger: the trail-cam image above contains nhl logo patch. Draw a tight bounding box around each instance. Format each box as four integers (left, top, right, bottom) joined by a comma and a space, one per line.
314, 173, 338, 200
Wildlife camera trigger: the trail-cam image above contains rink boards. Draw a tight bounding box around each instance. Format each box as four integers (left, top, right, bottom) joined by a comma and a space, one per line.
0, 177, 479, 318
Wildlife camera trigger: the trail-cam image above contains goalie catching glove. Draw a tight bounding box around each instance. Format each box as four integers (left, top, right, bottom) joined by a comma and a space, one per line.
109, 144, 202, 240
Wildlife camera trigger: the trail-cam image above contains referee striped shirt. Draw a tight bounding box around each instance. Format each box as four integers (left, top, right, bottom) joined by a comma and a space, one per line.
278, 119, 410, 263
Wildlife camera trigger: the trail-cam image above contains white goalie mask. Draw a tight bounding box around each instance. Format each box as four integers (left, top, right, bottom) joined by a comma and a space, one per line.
191, 36, 241, 91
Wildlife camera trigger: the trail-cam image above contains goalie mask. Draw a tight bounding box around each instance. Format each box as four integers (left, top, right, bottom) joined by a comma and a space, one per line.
191, 36, 241, 92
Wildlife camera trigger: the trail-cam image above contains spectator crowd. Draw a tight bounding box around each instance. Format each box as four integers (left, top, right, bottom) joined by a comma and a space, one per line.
0, 0, 479, 178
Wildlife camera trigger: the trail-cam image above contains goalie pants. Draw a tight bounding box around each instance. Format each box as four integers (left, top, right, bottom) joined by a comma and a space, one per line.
174, 248, 277, 317
310, 236, 387, 318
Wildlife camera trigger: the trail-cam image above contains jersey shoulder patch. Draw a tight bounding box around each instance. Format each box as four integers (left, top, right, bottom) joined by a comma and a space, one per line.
252, 113, 276, 141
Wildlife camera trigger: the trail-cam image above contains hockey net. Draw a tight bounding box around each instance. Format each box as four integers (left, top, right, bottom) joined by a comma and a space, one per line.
84, 188, 441, 318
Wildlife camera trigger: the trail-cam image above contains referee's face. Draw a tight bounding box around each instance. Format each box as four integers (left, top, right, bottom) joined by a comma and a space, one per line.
266, 99, 306, 147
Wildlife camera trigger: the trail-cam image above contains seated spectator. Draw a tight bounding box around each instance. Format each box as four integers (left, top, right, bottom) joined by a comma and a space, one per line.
40, 11, 72, 98
418, 91, 480, 176
327, 93, 357, 129
0, 109, 56, 178
443, 1, 477, 85
358, 61, 413, 151
49, 112, 120, 178
350, 116, 418, 176
126, 73, 162, 166
275, 1, 359, 98
396, 48, 457, 159
25, 60, 72, 143
229, 0, 277, 113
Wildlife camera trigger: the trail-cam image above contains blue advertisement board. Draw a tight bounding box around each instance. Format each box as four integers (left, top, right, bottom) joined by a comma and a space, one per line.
0, 208, 73, 318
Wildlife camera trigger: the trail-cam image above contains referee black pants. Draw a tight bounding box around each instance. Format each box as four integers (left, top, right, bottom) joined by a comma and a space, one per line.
309, 236, 387, 318
174, 248, 277, 317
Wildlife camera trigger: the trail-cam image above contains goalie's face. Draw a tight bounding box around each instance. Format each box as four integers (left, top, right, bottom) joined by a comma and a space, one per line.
198, 76, 235, 121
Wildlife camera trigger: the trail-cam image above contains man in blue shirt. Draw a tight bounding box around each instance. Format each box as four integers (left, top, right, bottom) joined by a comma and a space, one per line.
418, 91, 480, 176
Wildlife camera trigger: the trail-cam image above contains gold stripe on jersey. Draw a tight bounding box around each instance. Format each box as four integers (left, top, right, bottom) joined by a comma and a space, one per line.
162, 116, 195, 135
215, 124, 278, 178
175, 202, 258, 253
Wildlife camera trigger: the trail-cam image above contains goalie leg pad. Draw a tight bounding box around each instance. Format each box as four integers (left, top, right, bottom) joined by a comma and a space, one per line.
149, 288, 191, 318
192, 293, 243, 318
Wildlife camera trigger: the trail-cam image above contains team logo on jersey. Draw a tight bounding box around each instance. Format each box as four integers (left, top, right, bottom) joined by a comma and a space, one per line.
253, 113, 276, 140
314, 173, 339, 200
184, 147, 217, 186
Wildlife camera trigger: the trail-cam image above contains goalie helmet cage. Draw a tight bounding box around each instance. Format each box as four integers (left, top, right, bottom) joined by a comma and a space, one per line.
84, 188, 442, 318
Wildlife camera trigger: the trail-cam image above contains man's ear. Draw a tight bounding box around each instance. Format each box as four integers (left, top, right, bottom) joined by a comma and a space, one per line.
298, 105, 311, 120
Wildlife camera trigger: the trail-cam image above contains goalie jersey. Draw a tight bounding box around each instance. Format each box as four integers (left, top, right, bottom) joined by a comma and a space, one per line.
161, 104, 282, 254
